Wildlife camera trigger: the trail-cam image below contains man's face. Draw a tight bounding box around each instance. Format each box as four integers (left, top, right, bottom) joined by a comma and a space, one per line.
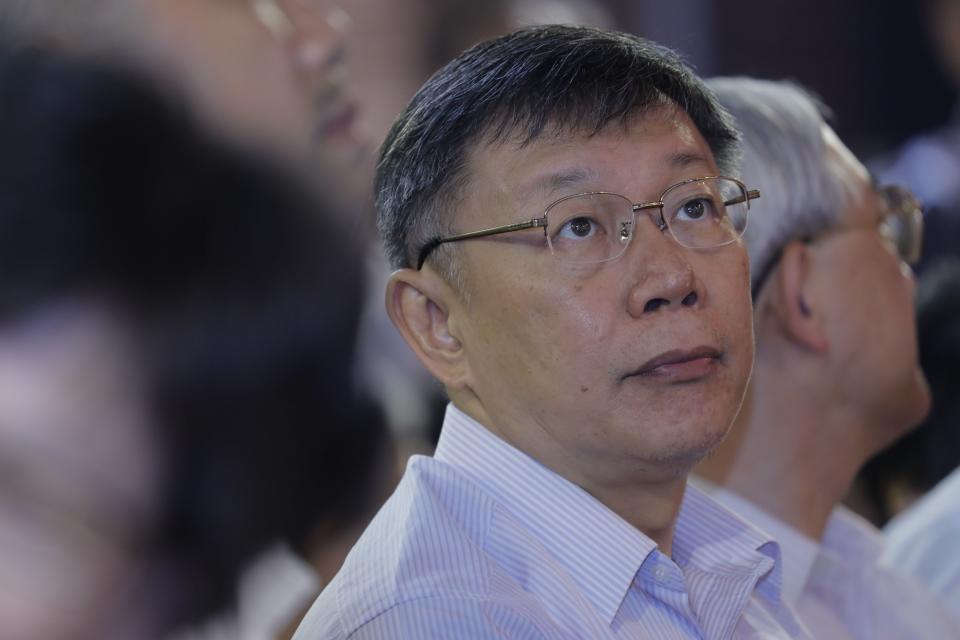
141, 0, 363, 168
448, 104, 755, 486
811, 126, 930, 438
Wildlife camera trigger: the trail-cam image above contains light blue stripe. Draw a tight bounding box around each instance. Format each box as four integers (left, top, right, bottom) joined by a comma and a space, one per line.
293, 404, 810, 639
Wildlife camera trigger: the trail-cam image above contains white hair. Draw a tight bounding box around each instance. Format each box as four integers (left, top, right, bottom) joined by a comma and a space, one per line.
708, 77, 863, 291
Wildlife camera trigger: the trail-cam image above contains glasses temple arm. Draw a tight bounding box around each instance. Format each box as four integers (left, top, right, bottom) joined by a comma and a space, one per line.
723, 189, 761, 207
416, 218, 547, 269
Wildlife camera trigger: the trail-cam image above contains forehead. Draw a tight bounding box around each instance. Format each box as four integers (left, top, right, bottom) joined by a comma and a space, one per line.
821, 123, 876, 225
462, 103, 717, 215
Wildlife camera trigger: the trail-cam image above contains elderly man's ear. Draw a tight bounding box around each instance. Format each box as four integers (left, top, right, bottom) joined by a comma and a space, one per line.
385, 268, 471, 388
765, 240, 830, 354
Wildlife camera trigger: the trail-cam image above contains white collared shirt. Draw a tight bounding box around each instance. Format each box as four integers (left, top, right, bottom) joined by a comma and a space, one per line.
694, 478, 959, 639
294, 404, 808, 639
884, 465, 960, 625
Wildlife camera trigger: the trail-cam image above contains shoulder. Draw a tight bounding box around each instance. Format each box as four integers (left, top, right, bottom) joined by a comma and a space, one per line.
296, 455, 514, 638
883, 472, 960, 598
340, 594, 566, 639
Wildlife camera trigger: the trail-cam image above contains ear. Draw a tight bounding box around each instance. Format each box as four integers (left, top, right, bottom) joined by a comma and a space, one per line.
385, 268, 470, 389
767, 240, 829, 353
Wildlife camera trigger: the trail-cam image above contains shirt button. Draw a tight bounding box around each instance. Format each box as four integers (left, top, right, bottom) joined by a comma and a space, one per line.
653, 567, 667, 581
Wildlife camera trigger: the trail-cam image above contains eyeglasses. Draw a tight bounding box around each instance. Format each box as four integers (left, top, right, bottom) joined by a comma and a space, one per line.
416, 176, 760, 269
808, 184, 924, 265
751, 183, 924, 296
877, 184, 923, 266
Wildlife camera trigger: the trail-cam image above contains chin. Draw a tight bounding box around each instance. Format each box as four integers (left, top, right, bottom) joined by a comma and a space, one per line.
640, 414, 734, 472
875, 370, 933, 447
905, 370, 933, 428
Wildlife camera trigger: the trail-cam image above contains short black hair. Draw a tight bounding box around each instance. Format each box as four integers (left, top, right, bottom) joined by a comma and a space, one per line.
375, 24, 740, 275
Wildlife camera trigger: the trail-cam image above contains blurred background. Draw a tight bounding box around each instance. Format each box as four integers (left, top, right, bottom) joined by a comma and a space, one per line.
345, 0, 953, 174
1, 0, 959, 638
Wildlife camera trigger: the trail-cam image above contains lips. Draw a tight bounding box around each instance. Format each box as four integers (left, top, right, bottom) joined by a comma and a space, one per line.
317, 100, 357, 140
627, 345, 722, 382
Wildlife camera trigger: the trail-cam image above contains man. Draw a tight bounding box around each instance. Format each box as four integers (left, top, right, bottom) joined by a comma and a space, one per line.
696, 77, 959, 639
0, 49, 374, 639
0, 0, 364, 182
295, 26, 806, 639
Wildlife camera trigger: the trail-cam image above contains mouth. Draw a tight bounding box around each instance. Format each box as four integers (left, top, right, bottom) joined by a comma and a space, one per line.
315, 98, 359, 146
626, 345, 722, 383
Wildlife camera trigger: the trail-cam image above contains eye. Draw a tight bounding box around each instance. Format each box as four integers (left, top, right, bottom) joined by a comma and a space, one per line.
557, 216, 598, 240
677, 197, 712, 221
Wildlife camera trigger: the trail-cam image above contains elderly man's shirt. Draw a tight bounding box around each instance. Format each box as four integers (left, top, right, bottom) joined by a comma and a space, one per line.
695, 479, 959, 639
884, 466, 960, 625
294, 405, 808, 639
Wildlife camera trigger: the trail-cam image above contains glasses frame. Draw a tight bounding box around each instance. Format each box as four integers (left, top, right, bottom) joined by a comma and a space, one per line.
877, 184, 923, 266
750, 183, 924, 297
415, 175, 760, 270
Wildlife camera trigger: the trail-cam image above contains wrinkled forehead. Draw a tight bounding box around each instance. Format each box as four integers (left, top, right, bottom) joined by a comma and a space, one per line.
460, 102, 717, 206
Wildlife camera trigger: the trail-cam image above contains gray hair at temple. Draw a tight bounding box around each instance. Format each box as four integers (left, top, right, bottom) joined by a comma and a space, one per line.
708, 77, 862, 293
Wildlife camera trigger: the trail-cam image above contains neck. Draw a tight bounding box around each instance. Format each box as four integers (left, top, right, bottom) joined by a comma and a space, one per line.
451, 392, 689, 555
698, 357, 874, 540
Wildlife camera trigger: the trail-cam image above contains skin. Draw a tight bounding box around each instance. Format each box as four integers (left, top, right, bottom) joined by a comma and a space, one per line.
698, 123, 931, 540
140, 0, 365, 173
0, 303, 159, 640
388, 104, 755, 552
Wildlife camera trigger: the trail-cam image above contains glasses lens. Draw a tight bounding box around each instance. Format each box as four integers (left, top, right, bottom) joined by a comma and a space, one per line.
661, 178, 749, 249
879, 185, 923, 265
544, 193, 634, 264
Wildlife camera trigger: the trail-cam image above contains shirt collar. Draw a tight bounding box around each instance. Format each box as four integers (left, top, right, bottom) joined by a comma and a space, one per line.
435, 404, 784, 626
821, 505, 883, 567
691, 476, 820, 606
435, 404, 655, 625
675, 483, 786, 606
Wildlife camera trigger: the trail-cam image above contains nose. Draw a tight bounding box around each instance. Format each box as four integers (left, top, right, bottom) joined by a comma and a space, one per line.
287, 1, 349, 73
625, 215, 703, 318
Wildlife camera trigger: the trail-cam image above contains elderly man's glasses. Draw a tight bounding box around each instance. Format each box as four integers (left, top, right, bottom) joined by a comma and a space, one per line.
751, 183, 924, 296
877, 184, 923, 266
416, 176, 760, 269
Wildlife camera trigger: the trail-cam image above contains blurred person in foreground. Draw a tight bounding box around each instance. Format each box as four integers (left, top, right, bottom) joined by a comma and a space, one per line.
876, 259, 960, 624
0, 0, 365, 187
0, 49, 380, 639
695, 77, 957, 639
1, 2, 419, 633
294, 25, 810, 639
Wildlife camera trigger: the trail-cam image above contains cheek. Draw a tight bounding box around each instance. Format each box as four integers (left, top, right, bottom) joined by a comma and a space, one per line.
703, 250, 754, 348
467, 275, 617, 387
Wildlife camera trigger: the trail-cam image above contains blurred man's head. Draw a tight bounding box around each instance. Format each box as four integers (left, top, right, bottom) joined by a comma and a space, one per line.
380, 25, 758, 488
0, 0, 364, 173
711, 77, 930, 447
0, 49, 371, 639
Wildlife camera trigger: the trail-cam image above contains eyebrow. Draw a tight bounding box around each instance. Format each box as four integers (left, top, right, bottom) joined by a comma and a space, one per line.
670, 152, 712, 169
520, 151, 714, 209
525, 168, 600, 198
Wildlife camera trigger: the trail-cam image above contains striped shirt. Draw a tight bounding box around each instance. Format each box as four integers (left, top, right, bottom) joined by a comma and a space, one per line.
294, 405, 809, 639
696, 478, 960, 639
